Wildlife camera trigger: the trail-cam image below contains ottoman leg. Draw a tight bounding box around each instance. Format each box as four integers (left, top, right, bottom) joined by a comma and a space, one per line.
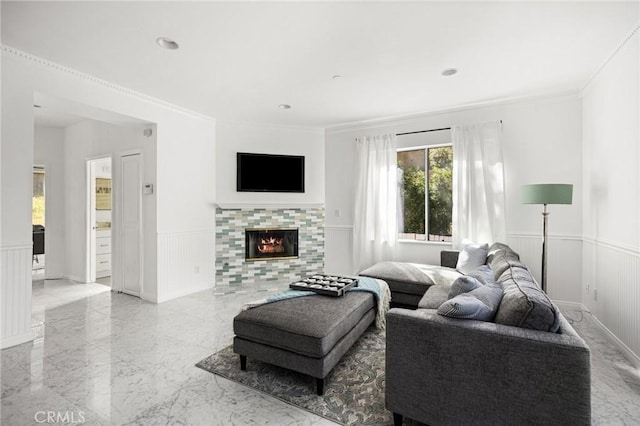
316, 378, 324, 396
240, 355, 247, 370
393, 412, 403, 426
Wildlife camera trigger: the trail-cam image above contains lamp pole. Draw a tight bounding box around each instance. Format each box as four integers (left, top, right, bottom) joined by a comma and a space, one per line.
541, 204, 549, 292
522, 183, 573, 294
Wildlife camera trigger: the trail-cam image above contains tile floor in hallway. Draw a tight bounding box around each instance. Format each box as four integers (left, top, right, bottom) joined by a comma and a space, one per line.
1, 277, 640, 425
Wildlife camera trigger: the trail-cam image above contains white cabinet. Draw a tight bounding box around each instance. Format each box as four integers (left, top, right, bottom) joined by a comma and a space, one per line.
96, 230, 111, 278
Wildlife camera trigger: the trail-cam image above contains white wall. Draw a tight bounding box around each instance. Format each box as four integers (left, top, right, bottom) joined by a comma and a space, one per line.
1, 46, 216, 347
33, 126, 65, 279
325, 93, 583, 303
1, 47, 36, 348
62, 120, 156, 295
581, 27, 640, 364
63, 121, 92, 282
216, 120, 324, 205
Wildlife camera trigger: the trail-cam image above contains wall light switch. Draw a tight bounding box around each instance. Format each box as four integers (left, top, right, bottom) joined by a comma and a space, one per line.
143, 184, 154, 195
334, 209, 341, 217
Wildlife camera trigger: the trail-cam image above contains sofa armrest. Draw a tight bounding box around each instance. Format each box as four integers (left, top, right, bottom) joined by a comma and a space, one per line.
385, 308, 591, 425
440, 250, 459, 268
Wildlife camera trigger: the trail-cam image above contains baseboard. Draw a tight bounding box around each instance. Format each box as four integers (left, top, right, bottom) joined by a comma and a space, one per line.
63, 274, 87, 283
590, 313, 640, 369
44, 274, 65, 280
552, 300, 587, 311
140, 289, 158, 304
1, 330, 35, 349
155, 282, 215, 304
552, 300, 640, 368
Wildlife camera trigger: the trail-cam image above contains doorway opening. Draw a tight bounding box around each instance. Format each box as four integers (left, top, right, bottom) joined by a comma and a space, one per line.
32, 166, 46, 279
88, 157, 112, 286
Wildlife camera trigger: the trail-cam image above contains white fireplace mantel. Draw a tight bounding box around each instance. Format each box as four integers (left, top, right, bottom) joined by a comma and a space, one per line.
215, 202, 324, 210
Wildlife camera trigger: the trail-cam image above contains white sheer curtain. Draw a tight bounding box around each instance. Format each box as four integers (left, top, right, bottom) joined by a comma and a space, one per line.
353, 133, 398, 271
451, 121, 506, 248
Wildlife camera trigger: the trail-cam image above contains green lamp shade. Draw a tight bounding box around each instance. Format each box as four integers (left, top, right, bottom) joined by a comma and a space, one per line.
521, 184, 573, 205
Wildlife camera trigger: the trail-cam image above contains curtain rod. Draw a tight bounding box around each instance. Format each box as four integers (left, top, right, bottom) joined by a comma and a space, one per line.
395, 120, 503, 136
396, 127, 450, 136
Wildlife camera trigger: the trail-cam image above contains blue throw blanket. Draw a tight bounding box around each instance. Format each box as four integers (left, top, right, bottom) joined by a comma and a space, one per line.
242, 276, 391, 329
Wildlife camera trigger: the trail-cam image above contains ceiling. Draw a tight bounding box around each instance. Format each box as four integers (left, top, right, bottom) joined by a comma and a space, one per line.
2, 1, 639, 128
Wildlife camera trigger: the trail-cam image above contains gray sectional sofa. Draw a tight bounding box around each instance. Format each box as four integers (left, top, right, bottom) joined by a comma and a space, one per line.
365, 243, 592, 425
359, 253, 462, 308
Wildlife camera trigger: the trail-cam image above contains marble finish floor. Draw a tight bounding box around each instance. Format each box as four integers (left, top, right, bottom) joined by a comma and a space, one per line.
1, 278, 639, 425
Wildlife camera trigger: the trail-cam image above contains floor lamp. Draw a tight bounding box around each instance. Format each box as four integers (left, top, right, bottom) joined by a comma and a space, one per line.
521, 184, 573, 293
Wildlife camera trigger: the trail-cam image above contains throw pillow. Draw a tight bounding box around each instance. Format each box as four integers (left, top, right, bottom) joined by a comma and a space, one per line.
437, 282, 504, 321
456, 239, 490, 274
448, 275, 483, 299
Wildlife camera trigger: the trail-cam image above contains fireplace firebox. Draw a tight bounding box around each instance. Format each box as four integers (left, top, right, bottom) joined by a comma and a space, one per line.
245, 228, 299, 261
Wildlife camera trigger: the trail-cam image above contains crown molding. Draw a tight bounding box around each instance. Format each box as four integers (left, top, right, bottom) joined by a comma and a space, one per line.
324, 90, 579, 135
581, 22, 640, 95
217, 119, 325, 134
1, 45, 215, 123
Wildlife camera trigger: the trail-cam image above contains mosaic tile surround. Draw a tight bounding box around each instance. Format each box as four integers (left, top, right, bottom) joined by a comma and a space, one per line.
215, 207, 325, 286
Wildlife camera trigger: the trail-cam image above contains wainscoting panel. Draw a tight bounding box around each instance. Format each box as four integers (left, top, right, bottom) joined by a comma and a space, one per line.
1, 245, 34, 348
216, 208, 324, 286
324, 226, 354, 275
586, 239, 640, 363
157, 230, 216, 303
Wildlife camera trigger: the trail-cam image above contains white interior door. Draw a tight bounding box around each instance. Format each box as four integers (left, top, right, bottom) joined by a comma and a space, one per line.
121, 153, 142, 296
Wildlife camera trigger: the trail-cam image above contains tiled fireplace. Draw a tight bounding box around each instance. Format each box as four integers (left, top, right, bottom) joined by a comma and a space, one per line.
216, 206, 324, 286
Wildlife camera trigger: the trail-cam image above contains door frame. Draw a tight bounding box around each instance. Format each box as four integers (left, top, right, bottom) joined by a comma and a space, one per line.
119, 150, 144, 297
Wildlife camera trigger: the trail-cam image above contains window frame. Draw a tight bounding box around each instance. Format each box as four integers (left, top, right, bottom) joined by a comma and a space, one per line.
397, 142, 453, 243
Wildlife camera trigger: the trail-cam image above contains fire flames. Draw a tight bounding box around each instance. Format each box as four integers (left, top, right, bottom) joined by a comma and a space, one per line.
257, 236, 285, 254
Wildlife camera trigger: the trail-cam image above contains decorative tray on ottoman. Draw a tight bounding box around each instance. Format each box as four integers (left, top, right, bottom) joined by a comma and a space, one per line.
289, 274, 358, 297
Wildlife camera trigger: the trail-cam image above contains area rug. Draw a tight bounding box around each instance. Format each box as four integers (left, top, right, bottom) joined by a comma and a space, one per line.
195, 326, 393, 425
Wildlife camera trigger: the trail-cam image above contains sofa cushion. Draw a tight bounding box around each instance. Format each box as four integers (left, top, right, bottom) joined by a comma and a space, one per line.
437, 282, 504, 321
440, 250, 460, 268
494, 264, 561, 333
448, 275, 483, 298
487, 242, 514, 264
456, 240, 489, 274
466, 264, 494, 285
359, 261, 461, 296
418, 285, 451, 309
390, 292, 424, 308
488, 245, 522, 277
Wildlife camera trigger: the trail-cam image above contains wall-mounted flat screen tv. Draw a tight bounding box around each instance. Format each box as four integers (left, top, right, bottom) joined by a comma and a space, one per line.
237, 152, 305, 193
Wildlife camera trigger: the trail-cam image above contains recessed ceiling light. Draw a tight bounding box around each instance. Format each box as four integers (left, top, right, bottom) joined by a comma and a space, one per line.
278, 104, 292, 110
441, 68, 458, 76
332, 75, 342, 80
156, 37, 179, 50
33, 104, 42, 108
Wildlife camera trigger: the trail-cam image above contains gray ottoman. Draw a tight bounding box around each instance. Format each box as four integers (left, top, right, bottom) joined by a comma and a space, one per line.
233, 291, 375, 395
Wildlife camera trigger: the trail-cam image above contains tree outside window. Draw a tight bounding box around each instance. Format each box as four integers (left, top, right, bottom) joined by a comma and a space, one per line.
398, 146, 452, 241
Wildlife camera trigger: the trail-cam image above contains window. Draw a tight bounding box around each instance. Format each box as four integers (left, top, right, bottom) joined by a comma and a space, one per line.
398, 145, 452, 242
32, 167, 45, 226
